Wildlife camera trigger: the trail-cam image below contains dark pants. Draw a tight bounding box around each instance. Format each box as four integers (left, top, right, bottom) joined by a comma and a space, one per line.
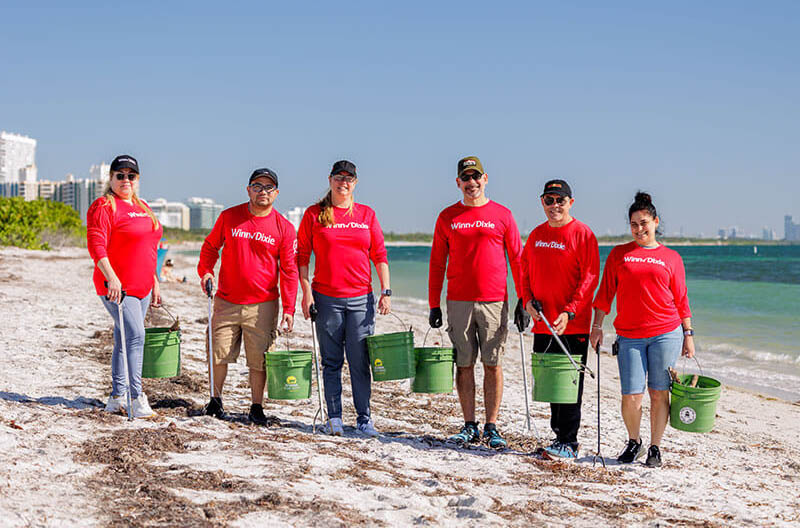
313, 290, 375, 425
533, 333, 589, 445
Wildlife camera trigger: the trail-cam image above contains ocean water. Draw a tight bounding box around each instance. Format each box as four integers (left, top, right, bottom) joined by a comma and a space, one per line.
181, 244, 800, 400
374, 244, 800, 401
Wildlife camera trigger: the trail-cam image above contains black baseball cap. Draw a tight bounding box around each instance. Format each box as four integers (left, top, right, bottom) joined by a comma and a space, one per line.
249, 168, 278, 187
541, 179, 572, 198
330, 160, 357, 177
110, 155, 139, 174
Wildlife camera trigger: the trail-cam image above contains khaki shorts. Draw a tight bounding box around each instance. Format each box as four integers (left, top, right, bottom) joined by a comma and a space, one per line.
446, 300, 508, 367
208, 297, 279, 371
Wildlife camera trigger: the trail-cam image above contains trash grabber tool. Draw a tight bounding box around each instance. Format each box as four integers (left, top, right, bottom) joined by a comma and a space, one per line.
517, 329, 539, 439
533, 302, 595, 379
592, 342, 605, 468
205, 279, 216, 399
105, 282, 133, 421
309, 304, 330, 434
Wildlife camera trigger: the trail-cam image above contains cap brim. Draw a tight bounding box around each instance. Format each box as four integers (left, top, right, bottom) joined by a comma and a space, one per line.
458, 168, 483, 177
112, 161, 139, 173
541, 190, 570, 198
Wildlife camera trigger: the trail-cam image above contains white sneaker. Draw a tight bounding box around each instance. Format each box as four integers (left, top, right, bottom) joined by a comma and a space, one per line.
104, 393, 126, 414
321, 417, 344, 436
357, 420, 379, 438
131, 393, 157, 419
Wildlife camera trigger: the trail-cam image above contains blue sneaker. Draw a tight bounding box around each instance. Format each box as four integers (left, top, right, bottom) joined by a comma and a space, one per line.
448, 423, 481, 444
483, 426, 507, 449
544, 440, 579, 459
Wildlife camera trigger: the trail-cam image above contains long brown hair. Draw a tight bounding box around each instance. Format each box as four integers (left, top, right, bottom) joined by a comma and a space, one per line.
316, 189, 355, 227
101, 179, 159, 229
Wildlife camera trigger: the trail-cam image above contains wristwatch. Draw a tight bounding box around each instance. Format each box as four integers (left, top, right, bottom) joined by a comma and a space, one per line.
566, 311, 575, 321
381, 289, 392, 297
683, 328, 694, 337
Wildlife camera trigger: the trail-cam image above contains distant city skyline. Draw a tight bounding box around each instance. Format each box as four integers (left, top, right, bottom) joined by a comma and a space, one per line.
2, 3, 799, 236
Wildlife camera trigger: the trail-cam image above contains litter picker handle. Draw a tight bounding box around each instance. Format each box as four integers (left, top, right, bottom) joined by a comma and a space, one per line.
103, 281, 126, 302
309, 304, 318, 322
204, 278, 214, 298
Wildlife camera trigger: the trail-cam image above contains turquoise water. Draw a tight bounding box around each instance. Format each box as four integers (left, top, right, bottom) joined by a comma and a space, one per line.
182, 244, 800, 399
374, 244, 800, 400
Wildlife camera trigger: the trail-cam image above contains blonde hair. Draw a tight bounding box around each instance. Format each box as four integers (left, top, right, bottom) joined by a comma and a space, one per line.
102, 179, 159, 229
316, 189, 355, 227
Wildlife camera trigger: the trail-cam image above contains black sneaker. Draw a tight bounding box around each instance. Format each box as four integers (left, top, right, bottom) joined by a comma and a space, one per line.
203, 397, 224, 419
447, 423, 481, 444
617, 438, 644, 464
248, 404, 268, 426
645, 445, 662, 468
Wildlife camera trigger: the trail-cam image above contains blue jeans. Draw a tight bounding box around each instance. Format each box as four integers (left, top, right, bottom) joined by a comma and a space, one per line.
313, 291, 375, 424
100, 293, 151, 399
616, 325, 683, 394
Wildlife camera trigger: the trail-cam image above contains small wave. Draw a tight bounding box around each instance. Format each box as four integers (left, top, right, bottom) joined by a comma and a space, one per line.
703, 342, 800, 365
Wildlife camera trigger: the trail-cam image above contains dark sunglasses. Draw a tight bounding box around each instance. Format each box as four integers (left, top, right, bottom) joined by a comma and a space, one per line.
249, 183, 277, 193
543, 195, 569, 206
114, 172, 138, 181
459, 172, 483, 182
331, 174, 356, 183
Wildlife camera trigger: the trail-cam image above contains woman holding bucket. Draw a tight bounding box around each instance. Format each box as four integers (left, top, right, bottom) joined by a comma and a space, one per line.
590, 191, 694, 467
297, 160, 391, 437
86, 154, 162, 419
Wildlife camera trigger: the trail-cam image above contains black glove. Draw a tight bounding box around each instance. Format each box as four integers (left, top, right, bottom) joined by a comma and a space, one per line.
309, 304, 318, 322
532, 299, 543, 314
429, 307, 443, 328
514, 298, 530, 332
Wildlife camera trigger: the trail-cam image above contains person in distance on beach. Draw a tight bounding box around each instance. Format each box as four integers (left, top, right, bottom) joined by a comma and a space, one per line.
590, 191, 695, 468
198, 168, 298, 425
521, 179, 599, 458
297, 160, 391, 437
428, 155, 524, 449
86, 154, 162, 418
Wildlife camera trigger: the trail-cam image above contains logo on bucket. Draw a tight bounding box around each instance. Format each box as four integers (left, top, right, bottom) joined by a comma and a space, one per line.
373, 358, 385, 373
285, 375, 298, 389
679, 406, 697, 425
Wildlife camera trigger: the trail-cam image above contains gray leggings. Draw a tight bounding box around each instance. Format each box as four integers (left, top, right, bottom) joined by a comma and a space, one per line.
313, 290, 375, 424
100, 293, 151, 399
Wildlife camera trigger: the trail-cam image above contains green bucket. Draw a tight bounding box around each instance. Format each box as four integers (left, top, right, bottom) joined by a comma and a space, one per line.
142, 327, 181, 378
412, 347, 455, 393
670, 374, 722, 433
366, 325, 415, 381
531, 353, 582, 404
266, 350, 312, 400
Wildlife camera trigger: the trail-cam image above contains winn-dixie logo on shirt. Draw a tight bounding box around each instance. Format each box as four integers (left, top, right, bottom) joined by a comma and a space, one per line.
450, 220, 496, 230
231, 228, 275, 245
127, 212, 150, 218
328, 222, 369, 229
535, 240, 566, 250
624, 255, 666, 267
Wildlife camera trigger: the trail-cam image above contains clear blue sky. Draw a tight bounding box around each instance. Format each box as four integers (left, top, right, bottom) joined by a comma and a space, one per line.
2, 1, 799, 236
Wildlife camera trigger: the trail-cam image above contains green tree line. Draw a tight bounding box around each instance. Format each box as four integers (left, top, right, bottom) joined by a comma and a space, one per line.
0, 197, 85, 250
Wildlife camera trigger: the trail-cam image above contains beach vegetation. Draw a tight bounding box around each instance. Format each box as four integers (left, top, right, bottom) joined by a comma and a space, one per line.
0, 197, 84, 250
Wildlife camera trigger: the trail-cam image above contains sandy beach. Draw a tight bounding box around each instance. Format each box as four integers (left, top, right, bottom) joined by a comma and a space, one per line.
1, 245, 799, 527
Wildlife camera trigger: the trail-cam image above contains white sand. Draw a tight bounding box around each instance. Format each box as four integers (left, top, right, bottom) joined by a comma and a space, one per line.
1, 245, 799, 527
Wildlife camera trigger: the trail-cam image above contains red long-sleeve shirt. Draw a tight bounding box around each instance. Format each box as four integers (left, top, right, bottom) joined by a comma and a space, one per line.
521, 219, 599, 334
197, 204, 298, 314
296, 203, 388, 298
86, 197, 162, 299
428, 200, 523, 307
593, 241, 691, 339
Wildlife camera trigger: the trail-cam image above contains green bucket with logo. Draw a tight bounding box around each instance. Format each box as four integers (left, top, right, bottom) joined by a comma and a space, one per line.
670, 374, 722, 433
366, 316, 415, 381
142, 327, 181, 378
531, 353, 582, 404
266, 350, 312, 400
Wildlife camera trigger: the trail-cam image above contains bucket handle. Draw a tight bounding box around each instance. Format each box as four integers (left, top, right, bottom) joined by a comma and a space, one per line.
154, 303, 178, 323
422, 327, 446, 348
279, 330, 295, 366
680, 355, 705, 378
388, 311, 412, 332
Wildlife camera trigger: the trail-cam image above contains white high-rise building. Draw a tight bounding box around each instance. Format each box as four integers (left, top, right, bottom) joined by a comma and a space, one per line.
285, 206, 306, 231
89, 162, 111, 182
148, 198, 190, 230
0, 131, 37, 184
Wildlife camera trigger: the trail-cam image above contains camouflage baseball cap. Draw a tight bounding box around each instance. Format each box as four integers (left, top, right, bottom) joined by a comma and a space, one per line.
457, 156, 484, 177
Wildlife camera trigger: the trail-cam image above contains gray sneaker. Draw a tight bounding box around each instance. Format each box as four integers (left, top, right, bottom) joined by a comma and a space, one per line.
357, 420, 379, 437
321, 417, 344, 436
